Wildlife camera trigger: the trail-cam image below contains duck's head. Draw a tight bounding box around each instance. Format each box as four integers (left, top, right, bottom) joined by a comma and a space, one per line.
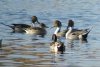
40, 23, 48, 28
31, 16, 40, 24
67, 19, 74, 28
53, 20, 62, 27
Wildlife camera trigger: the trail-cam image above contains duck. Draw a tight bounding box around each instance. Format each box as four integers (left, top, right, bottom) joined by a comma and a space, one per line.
50, 34, 65, 54
24, 23, 48, 37
53, 20, 67, 37
1, 16, 40, 33
66, 19, 92, 41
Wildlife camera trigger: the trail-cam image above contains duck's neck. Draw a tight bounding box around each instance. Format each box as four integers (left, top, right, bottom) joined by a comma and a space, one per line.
37, 20, 40, 24
66, 27, 73, 38
31, 23, 35, 27
54, 27, 61, 35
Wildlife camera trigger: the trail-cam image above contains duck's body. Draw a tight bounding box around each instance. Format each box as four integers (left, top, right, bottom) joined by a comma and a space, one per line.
50, 41, 65, 53
50, 34, 65, 54
24, 23, 47, 37
1, 16, 40, 33
10, 24, 32, 33
66, 27, 79, 40
55, 30, 67, 37
25, 27, 46, 35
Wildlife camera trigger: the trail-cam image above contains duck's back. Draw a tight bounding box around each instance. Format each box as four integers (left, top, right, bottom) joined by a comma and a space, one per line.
12, 24, 31, 28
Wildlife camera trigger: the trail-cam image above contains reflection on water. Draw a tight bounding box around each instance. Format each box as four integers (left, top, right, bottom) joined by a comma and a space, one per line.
0, 0, 100, 67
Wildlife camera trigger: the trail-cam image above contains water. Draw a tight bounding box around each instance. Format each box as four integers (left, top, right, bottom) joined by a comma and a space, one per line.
0, 0, 100, 67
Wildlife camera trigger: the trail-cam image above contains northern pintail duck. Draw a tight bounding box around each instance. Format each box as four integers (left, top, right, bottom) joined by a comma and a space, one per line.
66, 20, 92, 41
24, 23, 48, 37
53, 20, 67, 37
50, 34, 65, 54
1, 16, 40, 33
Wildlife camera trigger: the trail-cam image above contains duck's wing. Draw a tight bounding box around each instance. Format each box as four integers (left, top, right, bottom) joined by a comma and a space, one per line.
71, 28, 89, 35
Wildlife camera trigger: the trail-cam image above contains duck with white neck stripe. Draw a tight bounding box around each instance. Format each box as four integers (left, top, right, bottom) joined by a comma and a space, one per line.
66, 19, 92, 41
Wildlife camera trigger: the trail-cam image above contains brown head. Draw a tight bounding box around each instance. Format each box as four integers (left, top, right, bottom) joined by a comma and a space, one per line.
53, 20, 62, 27
31, 16, 40, 24
68, 19, 74, 27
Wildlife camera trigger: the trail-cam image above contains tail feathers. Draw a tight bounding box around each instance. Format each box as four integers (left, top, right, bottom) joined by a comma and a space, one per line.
82, 27, 93, 39
0, 23, 14, 29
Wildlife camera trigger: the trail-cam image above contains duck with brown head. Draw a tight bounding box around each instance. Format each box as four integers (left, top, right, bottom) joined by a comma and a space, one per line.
1, 16, 40, 33
66, 19, 92, 41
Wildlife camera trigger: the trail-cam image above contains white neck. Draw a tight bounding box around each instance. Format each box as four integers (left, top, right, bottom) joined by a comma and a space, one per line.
54, 27, 61, 35
66, 27, 73, 39
31, 23, 35, 27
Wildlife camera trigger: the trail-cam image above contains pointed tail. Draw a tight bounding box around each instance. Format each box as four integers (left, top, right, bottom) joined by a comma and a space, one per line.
82, 26, 93, 39
0, 23, 14, 29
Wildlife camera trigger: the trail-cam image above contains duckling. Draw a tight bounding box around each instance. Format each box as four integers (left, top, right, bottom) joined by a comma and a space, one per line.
24, 23, 48, 37
50, 34, 65, 54
1, 16, 40, 33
